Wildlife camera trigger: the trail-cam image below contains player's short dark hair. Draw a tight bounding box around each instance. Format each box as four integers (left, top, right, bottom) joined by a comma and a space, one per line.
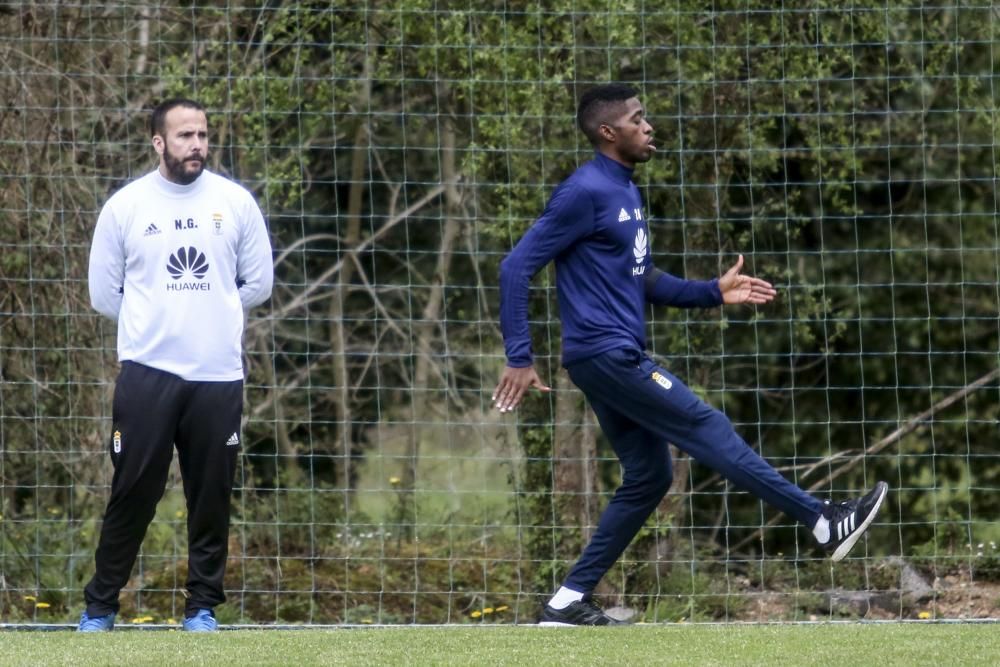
150, 98, 206, 137
577, 84, 639, 145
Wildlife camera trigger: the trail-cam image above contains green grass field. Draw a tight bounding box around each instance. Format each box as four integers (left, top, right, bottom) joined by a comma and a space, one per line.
3, 623, 997, 666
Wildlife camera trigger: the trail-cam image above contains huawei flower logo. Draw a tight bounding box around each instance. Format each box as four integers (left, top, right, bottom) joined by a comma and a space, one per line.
633, 229, 647, 264
167, 246, 209, 280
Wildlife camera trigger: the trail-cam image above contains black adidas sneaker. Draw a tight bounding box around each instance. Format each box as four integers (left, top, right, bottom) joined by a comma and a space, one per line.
821, 481, 889, 562
538, 597, 627, 626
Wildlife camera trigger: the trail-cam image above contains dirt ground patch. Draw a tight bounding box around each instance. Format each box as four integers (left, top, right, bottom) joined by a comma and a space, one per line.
743, 575, 1000, 622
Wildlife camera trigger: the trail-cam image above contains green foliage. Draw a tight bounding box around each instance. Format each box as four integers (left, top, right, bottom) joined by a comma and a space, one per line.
909, 510, 1000, 583
643, 562, 749, 622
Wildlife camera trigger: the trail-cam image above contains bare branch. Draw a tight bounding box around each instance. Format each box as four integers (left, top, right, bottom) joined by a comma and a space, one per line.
732, 366, 1000, 551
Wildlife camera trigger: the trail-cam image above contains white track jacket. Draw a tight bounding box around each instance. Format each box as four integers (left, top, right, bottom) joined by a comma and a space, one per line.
88, 169, 273, 381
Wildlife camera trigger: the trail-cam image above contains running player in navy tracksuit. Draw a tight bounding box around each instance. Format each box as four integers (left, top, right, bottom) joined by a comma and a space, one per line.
492, 84, 888, 626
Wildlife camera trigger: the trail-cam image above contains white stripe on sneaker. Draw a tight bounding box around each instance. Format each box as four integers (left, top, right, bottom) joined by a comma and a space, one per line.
831, 484, 888, 562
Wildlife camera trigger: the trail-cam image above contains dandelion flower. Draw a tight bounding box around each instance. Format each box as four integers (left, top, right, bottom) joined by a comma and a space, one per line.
35, 602, 50, 609
918, 611, 932, 620
389, 476, 401, 486
495, 606, 509, 612
470, 610, 482, 618
482, 607, 494, 615
23, 596, 36, 602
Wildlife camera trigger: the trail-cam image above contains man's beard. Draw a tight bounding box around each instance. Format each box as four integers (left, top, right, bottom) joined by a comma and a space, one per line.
162, 146, 205, 185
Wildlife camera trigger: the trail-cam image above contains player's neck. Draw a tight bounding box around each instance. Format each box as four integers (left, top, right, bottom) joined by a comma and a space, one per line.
597, 147, 636, 170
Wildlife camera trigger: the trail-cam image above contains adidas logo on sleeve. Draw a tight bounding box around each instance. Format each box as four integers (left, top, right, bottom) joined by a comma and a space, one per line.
225, 432, 240, 447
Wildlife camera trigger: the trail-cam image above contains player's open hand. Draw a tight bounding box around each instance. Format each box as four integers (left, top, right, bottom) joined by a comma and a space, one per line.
492, 365, 551, 413
718, 254, 776, 305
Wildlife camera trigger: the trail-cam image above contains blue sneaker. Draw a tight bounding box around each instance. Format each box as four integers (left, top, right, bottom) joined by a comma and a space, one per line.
78, 611, 116, 632
182, 609, 218, 632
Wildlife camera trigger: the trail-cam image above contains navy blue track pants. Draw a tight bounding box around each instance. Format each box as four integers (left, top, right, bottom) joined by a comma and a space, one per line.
84, 361, 243, 618
562, 347, 824, 594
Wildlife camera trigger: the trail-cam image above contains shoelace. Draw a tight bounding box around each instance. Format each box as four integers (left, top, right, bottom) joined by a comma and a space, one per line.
824, 498, 856, 519
579, 599, 608, 619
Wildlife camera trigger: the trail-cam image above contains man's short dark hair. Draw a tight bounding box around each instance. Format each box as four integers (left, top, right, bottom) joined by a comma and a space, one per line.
577, 84, 639, 145
150, 98, 206, 137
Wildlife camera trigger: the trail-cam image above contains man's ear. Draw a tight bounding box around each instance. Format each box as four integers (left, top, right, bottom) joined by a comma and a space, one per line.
598, 123, 616, 143
151, 134, 164, 155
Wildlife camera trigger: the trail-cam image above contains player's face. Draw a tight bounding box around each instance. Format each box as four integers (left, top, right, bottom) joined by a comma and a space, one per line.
605, 97, 656, 166
154, 106, 208, 185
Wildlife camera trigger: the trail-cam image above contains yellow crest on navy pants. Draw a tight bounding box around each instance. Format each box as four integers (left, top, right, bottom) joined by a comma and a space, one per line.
651, 371, 672, 390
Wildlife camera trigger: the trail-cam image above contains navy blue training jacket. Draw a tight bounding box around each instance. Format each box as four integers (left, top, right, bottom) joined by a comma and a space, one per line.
499, 152, 723, 367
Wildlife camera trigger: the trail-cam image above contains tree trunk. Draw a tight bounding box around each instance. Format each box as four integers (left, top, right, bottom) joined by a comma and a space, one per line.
328, 54, 372, 511
400, 108, 462, 538
552, 372, 598, 550
647, 446, 689, 578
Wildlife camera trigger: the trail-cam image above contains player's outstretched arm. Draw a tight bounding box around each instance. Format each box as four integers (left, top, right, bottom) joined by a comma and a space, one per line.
718, 254, 776, 305
492, 365, 551, 413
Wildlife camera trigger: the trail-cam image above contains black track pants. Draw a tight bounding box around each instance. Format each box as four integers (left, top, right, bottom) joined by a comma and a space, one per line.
83, 361, 242, 618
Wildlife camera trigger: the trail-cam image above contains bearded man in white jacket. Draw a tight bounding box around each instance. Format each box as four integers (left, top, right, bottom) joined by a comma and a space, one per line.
79, 98, 273, 632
